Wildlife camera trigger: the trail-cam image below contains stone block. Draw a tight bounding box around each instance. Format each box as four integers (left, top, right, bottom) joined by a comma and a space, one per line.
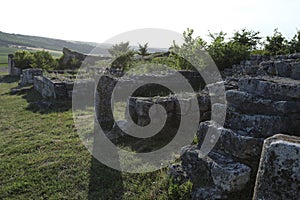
181, 145, 251, 192
253, 134, 300, 200
238, 76, 300, 100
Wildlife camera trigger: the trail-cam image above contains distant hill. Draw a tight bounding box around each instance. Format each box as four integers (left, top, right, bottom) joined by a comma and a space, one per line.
0, 31, 110, 55
0, 31, 167, 67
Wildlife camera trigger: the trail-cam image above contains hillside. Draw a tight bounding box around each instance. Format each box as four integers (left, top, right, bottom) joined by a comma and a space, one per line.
0, 31, 110, 57
0, 31, 169, 68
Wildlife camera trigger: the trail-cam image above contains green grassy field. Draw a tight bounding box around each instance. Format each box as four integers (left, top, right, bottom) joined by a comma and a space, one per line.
0, 72, 192, 199
0, 46, 18, 67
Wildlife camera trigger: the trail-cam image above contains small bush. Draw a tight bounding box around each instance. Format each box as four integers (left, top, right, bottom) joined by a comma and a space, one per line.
13, 50, 34, 69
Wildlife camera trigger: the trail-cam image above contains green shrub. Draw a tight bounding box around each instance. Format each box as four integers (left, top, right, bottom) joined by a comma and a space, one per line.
264, 29, 290, 55
288, 30, 300, 53
207, 31, 251, 70
168, 179, 193, 200
31, 50, 58, 70
13, 50, 34, 69
13, 50, 58, 70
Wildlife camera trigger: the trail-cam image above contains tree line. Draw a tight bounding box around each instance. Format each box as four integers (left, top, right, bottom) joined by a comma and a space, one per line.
12, 28, 300, 71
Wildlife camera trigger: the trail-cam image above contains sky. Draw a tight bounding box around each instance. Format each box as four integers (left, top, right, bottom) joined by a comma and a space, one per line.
1, 0, 299, 48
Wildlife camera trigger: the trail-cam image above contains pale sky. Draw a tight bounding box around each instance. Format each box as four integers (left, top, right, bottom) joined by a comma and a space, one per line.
1, 0, 299, 48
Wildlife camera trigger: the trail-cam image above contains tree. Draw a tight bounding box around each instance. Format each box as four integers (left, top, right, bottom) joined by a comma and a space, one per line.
264, 29, 289, 55
137, 43, 149, 57
232, 28, 261, 50
288, 30, 300, 53
13, 50, 34, 69
108, 41, 132, 57
207, 31, 250, 70
108, 42, 134, 71
171, 28, 207, 70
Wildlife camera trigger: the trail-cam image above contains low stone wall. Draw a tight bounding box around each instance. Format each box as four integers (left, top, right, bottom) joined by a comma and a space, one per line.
34, 76, 74, 99
20, 68, 43, 86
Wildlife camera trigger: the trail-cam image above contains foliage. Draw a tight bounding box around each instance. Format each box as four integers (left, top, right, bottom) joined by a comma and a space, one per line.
232, 28, 261, 50
207, 31, 250, 70
171, 28, 207, 70
288, 30, 300, 53
13, 50, 34, 69
137, 43, 150, 57
264, 29, 290, 55
111, 51, 134, 71
108, 41, 132, 57
108, 41, 135, 71
13, 50, 58, 70
167, 179, 193, 200
31, 50, 58, 70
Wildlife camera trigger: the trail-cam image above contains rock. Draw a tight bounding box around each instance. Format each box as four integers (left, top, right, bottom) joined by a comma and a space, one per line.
222, 106, 298, 138
181, 145, 251, 192
291, 62, 300, 80
19, 68, 43, 86
253, 134, 300, 200
226, 90, 300, 115
274, 61, 292, 77
192, 186, 226, 200
238, 76, 300, 100
180, 145, 214, 188
197, 121, 263, 160
168, 163, 189, 184
61, 47, 87, 65
95, 76, 117, 131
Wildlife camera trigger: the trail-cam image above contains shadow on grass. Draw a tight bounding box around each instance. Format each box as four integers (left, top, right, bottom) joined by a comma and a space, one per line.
88, 157, 124, 200
7, 84, 72, 114
88, 122, 124, 200
23, 88, 72, 114
0, 74, 19, 83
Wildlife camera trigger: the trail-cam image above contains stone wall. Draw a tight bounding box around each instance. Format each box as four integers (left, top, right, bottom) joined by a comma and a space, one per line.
34, 75, 74, 99
20, 68, 43, 86
61, 47, 111, 66
169, 54, 300, 199
8, 54, 22, 76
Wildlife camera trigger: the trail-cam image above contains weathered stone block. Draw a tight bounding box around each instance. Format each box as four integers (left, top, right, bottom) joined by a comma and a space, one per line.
197, 121, 263, 160
253, 134, 300, 200
226, 90, 300, 115
181, 145, 251, 192
274, 61, 292, 77
238, 77, 300, 100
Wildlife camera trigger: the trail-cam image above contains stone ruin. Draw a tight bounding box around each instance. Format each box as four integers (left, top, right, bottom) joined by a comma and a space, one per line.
8, 51, 300, 199
92, 53, 300, 199
61, 47, 111, 66
8, 54, 21, 76
170, 54, 300, 199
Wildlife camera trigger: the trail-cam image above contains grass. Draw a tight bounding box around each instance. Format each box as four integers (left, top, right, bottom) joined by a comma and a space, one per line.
0, 72, 192, 199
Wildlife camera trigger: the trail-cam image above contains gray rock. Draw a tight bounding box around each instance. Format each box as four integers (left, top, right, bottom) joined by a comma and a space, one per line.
238, 76, 300, 100
197, 121, 264, 160
226, 90, 300, 115
253, 134, 300, 200
224, 107, 297, 138
181, 146, 251, 192
291, 62, 300, 80
192, 186, 226, 200
274, 61, 292, 77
